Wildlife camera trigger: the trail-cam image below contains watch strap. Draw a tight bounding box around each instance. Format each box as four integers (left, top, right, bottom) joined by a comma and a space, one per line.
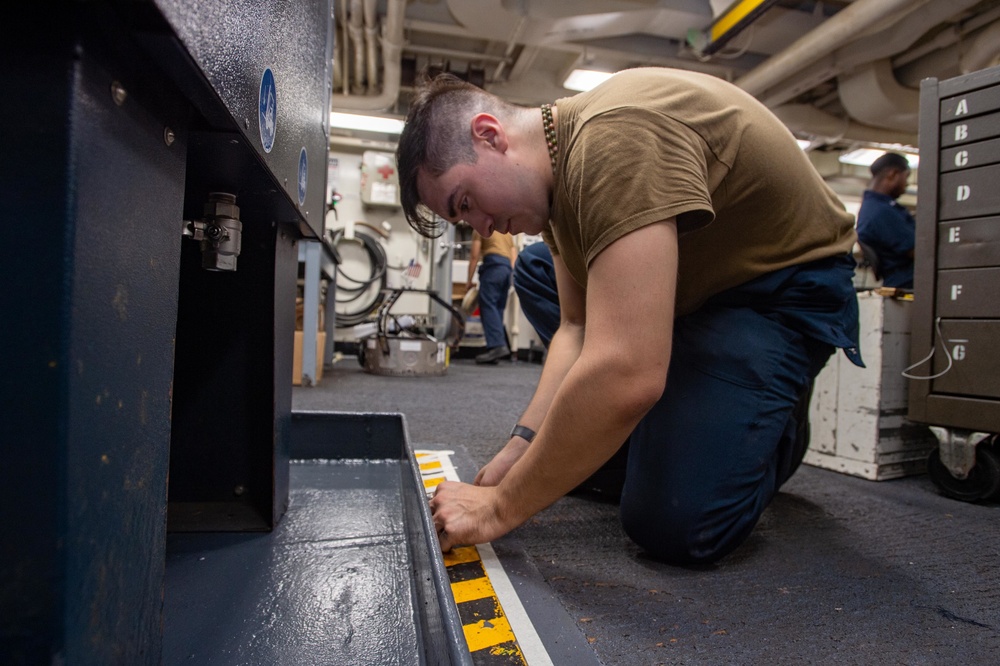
509, 424, 537, 442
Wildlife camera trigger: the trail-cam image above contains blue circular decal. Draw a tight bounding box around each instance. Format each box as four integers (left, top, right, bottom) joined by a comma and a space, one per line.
298, 147, 308, 206
258, 68, 277, 153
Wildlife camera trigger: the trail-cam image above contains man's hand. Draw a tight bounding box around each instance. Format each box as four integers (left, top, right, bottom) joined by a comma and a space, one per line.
473, 436, 531, 486
430, 481, 516, 551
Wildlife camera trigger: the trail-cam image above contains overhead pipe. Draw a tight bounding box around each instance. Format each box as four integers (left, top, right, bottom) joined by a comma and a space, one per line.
335, 0, 349, 94
735, 0, 927, 98
493, 16, 527, 82
960, 19, 1000, 74
770, 103, 918, 146
348, 0, 366, 95
758, 0, 987, 110
363, 0, 379, 93
331, 0, 405, 111
837, 60, 920, 132
894, 4, 1000, 70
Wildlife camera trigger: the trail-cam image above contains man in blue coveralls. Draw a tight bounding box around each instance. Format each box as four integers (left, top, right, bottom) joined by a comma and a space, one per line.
856, 152, 916, 289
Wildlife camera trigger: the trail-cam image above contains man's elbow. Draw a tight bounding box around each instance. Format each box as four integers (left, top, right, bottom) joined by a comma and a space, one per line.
605, 360, 667, 419
630, 370, 668, 415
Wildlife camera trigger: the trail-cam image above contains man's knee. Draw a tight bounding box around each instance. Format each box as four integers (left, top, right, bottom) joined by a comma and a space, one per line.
619, 495, 761, 566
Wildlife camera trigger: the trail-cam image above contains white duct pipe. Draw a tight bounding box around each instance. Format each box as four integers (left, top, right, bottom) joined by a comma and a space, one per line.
960, 20, 1000, 74
758, 0, 986, 110
771, 104, 918, 146
736, 0, 925, 98
363, 0, 379, 93
835, 0, 983, 73
336, 0, 349, 94
837, 59, 920, 132
331, 0, 405, 112
348, 0, 365, 95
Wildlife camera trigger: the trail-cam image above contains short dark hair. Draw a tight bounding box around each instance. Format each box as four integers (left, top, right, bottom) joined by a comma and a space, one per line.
870, 152, 911, 177
395, 72, 505, 237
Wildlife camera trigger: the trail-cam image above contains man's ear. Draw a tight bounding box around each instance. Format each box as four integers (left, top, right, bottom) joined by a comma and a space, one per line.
471, 113, 508, 152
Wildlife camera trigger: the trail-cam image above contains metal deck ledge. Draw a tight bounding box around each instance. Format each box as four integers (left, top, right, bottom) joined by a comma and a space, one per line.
163, 411, 471, 665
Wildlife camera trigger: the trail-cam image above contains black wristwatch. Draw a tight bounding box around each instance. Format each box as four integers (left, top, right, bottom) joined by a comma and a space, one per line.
509, 424, 536, 443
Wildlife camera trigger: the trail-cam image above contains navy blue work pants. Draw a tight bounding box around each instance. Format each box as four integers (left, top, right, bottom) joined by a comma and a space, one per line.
477, 254, 512, 349
513, 242, 559, 346
514, 243, 839, 565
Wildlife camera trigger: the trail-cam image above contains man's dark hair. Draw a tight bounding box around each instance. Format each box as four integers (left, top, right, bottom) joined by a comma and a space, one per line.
870, 152, 911, 178
395, 72, 506, 237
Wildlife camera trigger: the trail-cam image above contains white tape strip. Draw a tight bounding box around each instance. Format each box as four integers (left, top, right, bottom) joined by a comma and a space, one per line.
414, 449, 554, 666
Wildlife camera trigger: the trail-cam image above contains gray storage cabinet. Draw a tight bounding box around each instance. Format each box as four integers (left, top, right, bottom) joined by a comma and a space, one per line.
910, 64, 1000, 501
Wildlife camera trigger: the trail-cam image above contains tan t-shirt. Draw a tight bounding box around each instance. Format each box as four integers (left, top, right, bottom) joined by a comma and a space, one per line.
545, 67, 856, 316
480, 232, 515, 261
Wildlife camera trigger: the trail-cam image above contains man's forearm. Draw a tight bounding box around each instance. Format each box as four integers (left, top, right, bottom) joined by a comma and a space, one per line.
515, 322, 583, 432
496, 346, 661, 526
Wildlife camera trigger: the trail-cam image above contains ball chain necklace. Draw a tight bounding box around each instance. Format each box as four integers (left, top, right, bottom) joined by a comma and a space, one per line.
541, 103, 558, 174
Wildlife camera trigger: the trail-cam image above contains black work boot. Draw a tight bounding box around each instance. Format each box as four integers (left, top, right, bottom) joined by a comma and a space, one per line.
475, 345, 511, 364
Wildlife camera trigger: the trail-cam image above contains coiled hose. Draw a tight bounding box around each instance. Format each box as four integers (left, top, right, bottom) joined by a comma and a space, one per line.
329, 226, 388, 327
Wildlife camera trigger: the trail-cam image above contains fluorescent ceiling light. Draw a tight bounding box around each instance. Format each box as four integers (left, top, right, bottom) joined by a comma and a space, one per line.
796, 139, 812, 150
329, 112, 405, 135
839, 148, 919, 169
562, 69, 615, 92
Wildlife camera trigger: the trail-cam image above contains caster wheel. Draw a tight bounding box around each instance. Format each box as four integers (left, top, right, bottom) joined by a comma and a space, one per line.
927, 441, 1000, 502
357, 345, 366, 367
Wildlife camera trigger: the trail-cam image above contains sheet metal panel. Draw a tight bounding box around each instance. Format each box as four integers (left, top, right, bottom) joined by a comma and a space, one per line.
151, 0, 333, 239
937, 217, 1000, 268
934, 267, 1000, 317
932, 320, 1000, 400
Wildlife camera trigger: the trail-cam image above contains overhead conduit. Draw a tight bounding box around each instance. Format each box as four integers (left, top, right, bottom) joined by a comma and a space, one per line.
737, 0, 994, 143
331, 0, 405, 112
960, 19, 1000, 74
734, 0, 927, 99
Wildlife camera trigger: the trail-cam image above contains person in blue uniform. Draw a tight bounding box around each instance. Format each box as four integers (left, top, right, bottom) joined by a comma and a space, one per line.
856, 152, 915, 289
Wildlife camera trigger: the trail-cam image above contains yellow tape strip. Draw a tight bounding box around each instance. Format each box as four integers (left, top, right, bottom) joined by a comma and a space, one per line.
451, 577, 497, 604
464, 614, 516, 653
443, 545, 482, 567
418, 450, 528, 664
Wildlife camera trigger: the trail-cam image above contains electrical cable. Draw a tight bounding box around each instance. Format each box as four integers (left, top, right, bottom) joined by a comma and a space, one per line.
902, 317, 954, 380
329, 226, 388, 327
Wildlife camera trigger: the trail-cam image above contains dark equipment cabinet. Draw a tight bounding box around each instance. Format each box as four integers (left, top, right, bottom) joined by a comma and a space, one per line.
910, 64, 1000, 502
2, 4, 469, 664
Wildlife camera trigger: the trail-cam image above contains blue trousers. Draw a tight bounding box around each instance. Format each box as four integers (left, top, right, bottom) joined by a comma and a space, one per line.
514, 242, 852, 565
477, 254, 512, 349
513, 242, 559, 346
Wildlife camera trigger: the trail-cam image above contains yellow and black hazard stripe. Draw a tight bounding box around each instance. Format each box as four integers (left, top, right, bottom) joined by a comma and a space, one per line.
416, 451, 530, 665
445, 545, 525, 663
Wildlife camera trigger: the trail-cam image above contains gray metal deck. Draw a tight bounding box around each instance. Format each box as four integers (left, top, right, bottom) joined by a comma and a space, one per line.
163, 413, 470, 665
293, 357, 1000, 665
